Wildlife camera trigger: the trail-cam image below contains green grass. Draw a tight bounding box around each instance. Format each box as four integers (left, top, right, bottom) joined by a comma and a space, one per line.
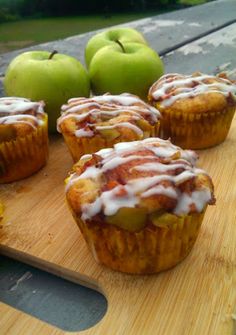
0, 13, 164, 54
0, 0, 208, 54
179, 0, 206, 5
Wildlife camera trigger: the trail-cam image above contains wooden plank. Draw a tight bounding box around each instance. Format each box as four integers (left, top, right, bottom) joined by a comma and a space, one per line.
0, 0, 236, 74
1, 113, 236, 334
0, 303, 62, 335
163, 22, 236, 76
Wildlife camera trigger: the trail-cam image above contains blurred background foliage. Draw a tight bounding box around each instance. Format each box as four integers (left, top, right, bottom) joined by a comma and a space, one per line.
0, 0, 209, 53
0, 0, 207, 23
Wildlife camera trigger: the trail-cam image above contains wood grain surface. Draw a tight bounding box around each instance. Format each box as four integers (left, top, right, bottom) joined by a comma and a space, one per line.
0, 116, 236, 335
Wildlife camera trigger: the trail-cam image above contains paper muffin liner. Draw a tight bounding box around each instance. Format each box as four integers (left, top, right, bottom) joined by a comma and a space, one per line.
156, 105, 235, 150
74, 210, 205, 274
0, 117, 48, 183
62, 122, 160, 162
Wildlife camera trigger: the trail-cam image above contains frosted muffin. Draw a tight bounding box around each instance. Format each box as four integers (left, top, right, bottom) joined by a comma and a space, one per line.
0, 97, 48, 183
148, 72, 236, 149
65, 137, 215, 274
57, 93, 160, 161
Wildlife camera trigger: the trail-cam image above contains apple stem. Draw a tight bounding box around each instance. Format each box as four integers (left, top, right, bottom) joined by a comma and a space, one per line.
115, 40, 125, 53
48, 50, 58, 60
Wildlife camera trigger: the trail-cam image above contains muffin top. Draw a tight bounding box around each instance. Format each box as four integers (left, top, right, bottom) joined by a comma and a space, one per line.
66, 137, 215, 224
148, 72, 236, 113
57, 93, 161, 140
0, 97, 45, 142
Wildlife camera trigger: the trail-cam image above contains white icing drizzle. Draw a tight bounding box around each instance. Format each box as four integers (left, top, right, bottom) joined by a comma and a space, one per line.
69, 94, 147, 106
126, 171, 196, 194
75, 128, 94, 137
79, 138, 198, 168
76, 166, 100, 180
102, 155, 155, 172
57, 93, 160, 137
0, 97, 45, 127
0, 115, 43, 129
66, 138, 214, 218
142, 185, 178, 199
57, 107, 145, 125
149, 73, 236, 107
134, 161, 191, 173
96, 122, 143, 136
173, 189, 211, 215
61, 102, 101, 113
81, 197, 103, 220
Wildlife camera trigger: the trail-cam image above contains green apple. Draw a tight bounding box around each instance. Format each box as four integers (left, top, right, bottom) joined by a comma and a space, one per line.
85, 27, 148, 68
4, 51, 90, 133
89, 41, 164, 100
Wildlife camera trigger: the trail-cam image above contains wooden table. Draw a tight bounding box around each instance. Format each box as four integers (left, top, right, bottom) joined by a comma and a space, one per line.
0, 0, 236, 334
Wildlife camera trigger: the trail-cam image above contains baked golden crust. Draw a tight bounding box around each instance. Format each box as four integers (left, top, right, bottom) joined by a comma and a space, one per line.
0, 97, 48, 183
76, 211, 205, 274
57, 93, 161, 161
148, 73, 236, 149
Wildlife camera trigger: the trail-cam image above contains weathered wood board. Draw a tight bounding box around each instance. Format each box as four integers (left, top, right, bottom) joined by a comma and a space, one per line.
163, 22, 236, 76
0, 0, 236, 74
0, 113, 236, 334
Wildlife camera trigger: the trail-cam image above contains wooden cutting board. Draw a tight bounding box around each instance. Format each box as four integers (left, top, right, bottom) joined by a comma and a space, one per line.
0, 117, 236, 335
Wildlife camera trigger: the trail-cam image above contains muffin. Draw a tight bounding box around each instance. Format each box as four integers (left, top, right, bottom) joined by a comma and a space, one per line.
65, 137, 215, 274
148, 72, 236, 149
57, 93, 160, 161
0, 97, 48, 183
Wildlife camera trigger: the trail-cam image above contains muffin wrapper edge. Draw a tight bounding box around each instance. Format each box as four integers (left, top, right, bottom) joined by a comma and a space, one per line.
0, 119, 48, 183
74, 210, 205, 274
62, 122, 160, 162
157, 105, 235, 149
